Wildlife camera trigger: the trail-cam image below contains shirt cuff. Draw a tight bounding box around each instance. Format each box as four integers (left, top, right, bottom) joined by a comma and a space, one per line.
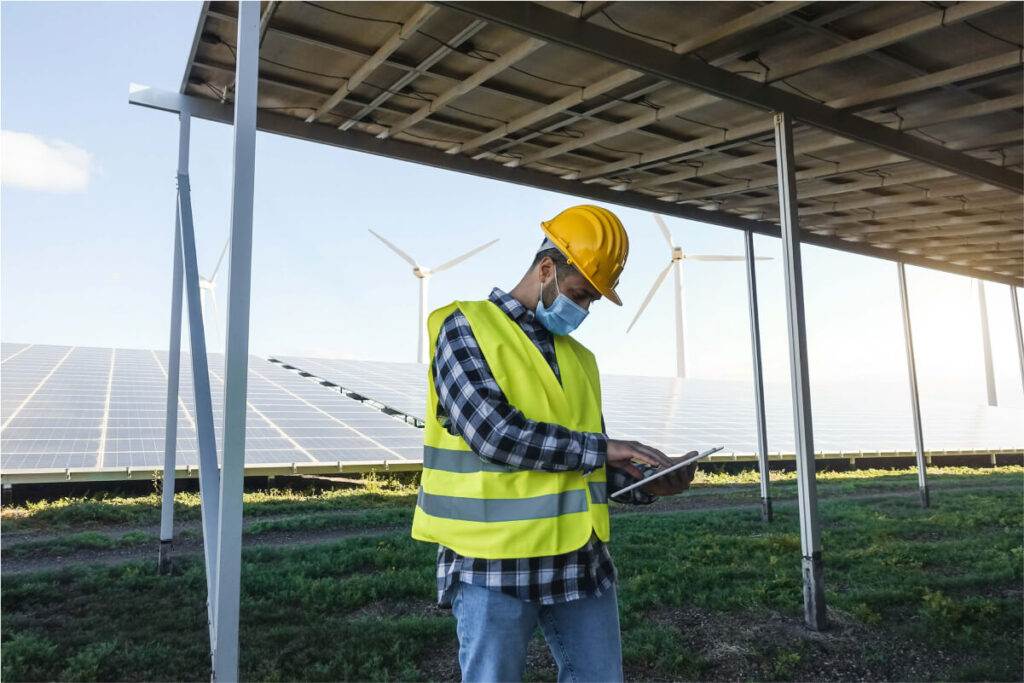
580, 432, 607, 473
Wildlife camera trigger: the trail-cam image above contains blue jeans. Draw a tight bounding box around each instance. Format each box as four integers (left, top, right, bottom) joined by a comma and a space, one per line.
451, 582, 624, 683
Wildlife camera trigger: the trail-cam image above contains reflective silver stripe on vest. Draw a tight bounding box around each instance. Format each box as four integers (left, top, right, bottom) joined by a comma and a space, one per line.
423, 445, 513, 473
417, 488, 588, 523
588, 481, 608, 504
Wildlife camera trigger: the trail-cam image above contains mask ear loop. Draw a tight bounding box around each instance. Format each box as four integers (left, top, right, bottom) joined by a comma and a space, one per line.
538, 264, 561, 308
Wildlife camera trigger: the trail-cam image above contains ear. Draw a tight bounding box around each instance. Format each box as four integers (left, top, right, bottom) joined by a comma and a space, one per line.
536, 256, 554, 282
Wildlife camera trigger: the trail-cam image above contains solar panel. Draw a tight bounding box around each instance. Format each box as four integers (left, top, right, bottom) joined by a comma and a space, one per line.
1, 344, 421, 476
271, 356, 427, 419
276, 356, 1023, 457
2, 345, 109, 469
599, 375, 1024, 456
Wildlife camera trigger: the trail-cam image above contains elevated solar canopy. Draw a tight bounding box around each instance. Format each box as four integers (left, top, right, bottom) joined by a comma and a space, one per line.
126, 1, 1024, 670
145, 0, 1022, 284
0, 344, 420, 483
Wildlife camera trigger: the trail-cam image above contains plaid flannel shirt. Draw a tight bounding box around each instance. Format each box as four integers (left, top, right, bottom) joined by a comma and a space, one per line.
431, 288, 653, 606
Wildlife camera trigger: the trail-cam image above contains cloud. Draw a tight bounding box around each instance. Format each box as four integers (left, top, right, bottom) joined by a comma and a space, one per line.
1, 130, 94, 192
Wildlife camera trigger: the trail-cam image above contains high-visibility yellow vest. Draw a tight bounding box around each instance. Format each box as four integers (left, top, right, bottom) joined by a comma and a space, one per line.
411, 299, 610, 559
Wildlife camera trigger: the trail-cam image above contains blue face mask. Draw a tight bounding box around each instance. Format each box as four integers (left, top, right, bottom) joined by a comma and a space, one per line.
535, 271, 589, 336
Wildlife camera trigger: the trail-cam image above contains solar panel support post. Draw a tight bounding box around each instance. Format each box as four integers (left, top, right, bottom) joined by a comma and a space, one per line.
773, 111, 826, 631
1011, 286, 1024, 394
897, 262, 929, 507
177, 168, 222, 644
977, 281, 998, 406
158, 114, 190, 572
743, 231, 771, 521
212, 3, 259, 681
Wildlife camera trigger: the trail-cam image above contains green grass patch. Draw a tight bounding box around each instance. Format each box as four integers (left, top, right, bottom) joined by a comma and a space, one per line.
2, 479, 1021, 681
2, 473, 418, 533
4, 466, 1019, 534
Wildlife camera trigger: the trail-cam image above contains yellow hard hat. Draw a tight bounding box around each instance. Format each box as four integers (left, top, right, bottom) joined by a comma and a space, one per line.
540, 204, 629, 305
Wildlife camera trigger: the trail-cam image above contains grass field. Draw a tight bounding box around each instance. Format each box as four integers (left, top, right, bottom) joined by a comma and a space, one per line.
2, 466, 1022, 682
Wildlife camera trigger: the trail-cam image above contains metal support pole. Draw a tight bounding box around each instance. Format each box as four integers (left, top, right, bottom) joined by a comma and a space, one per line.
158, 115, 190, 571
744, 231, 772, 521
212, 3, 259, 680
178, 171, 221, 641
977, 280, 997, 406
1011, 286, 1024, 395
773, 111, 826, 631
897, 263, 929, 507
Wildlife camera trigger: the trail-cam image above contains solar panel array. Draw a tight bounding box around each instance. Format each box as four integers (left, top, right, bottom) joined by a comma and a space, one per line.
1, 344, 420, 475
278, 355, 1024, 456
3, 344, 1021, 480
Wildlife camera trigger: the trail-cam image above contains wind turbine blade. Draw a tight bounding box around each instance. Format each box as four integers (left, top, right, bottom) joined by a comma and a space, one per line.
686, 255, 748, 261
432, 238, 500, 273
368, 229, 418, 267
209, 237, 231, 281
652, 214, 674, 249
626, 261, 674, 333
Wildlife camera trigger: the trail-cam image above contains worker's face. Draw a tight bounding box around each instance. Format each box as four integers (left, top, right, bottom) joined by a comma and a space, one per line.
538, 258, 602, 311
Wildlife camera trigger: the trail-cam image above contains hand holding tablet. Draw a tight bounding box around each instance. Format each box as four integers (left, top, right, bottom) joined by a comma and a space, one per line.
610, 446, 724, 499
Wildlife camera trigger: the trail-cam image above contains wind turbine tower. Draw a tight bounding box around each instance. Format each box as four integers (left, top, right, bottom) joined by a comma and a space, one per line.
627, 214, 772, 378
199, 237, 230, 350
369, 230, 499, 364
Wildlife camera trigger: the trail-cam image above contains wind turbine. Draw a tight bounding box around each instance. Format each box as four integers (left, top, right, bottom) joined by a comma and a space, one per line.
199, 237, 229, 350
369, 230, 499, 364
627, 214, 772, 378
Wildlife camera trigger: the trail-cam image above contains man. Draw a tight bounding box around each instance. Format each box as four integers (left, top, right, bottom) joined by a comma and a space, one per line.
411, 204, 698, 682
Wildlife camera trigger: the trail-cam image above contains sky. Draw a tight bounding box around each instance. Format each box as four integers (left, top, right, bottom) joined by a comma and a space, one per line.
2, 1, 1022, 409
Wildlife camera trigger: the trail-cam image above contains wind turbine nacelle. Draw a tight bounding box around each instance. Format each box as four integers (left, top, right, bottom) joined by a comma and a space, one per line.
413, 266, 431, 278
199, 278, 215, 290
671, 246, 684, 262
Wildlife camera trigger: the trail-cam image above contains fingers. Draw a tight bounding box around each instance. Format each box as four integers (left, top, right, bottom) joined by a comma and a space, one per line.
631, 442, 673, 469
618, 463, 643, 480
623, 445, 665, 470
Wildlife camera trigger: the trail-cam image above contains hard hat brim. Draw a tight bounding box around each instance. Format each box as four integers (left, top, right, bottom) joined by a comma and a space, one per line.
541, 223, 623, 306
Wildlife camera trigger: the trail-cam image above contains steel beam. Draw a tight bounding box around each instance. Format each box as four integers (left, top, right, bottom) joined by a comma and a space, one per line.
977, 280, 998, 406
768, 2, 1007, 83
307, 4, 437, 123
159, 115, 190, 570
518, 3, 1004, 176
127, 86, 1024, 288
441, 1, 1023, 194
744, 230, 771, 522
897, 263, 929, 507
1012, 286, 1024, 394
212, 3, 259, 681
774, 111, 826, 630
177, 171, 220, 641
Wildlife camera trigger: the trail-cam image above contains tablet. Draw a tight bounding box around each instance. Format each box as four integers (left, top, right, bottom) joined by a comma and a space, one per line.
609, 446, 724, 499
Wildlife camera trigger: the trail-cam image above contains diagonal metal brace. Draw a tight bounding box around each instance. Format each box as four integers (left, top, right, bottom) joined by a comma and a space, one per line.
176, 171, 222, 643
